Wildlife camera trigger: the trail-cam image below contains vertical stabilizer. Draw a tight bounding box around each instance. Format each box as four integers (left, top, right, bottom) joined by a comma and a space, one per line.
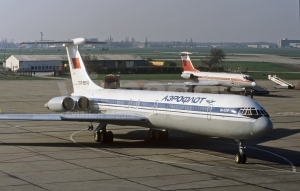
179, 52, 200, 72
65, 42, 102, 93
20, 38, 106, 93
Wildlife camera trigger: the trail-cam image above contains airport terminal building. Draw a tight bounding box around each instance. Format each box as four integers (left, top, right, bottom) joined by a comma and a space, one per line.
278, 38, 300, 48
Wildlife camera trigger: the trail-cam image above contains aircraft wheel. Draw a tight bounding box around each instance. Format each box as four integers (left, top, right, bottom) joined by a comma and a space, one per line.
161, 130, 169, 141
154, 131, 160, 140
94, 131, 101, 142
235, 154, 247, 164
241, 154, 247, 164
148, 129, 154, 140
235, 154, 242, 164
107, 131, 114, 143
100, 131, 106, 143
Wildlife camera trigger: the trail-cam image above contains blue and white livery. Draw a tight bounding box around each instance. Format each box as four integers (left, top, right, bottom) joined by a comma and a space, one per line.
0, 38, 273, 164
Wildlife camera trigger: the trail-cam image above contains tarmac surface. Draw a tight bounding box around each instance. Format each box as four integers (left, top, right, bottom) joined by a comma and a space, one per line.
0, 79, 300, 191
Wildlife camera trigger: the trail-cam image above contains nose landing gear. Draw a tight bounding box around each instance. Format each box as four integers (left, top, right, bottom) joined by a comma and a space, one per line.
235, 140, 247, 164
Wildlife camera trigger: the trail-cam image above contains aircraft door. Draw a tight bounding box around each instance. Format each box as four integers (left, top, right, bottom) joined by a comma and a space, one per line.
206, 101, 213, 121
128, 99, 133, 108
153, 100, 159, 114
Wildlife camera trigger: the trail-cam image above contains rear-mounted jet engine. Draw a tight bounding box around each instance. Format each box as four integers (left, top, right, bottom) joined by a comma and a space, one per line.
45, 96, 90, 112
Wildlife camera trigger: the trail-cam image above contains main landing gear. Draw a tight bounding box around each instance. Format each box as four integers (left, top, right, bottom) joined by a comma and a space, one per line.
187, 85, 196, 93
225, 87, 231, 92
148, 129, 168, 141
242, 89, 254, 98
235, 140, 247, 164
93, 123, 114, 143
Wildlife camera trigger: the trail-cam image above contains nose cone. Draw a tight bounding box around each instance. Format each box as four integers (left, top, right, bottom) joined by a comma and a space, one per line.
253, 117, 273, 137
44, 102, 49, 109
251, 81, 256, 87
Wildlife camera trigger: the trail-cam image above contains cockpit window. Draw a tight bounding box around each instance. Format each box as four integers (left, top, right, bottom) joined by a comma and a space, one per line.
243, 76, 255, 82
238, 107, 269, 119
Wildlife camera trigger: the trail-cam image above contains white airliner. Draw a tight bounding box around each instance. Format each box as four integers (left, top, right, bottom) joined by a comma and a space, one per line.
0, 38, 273, 164
165, 52, 257, 93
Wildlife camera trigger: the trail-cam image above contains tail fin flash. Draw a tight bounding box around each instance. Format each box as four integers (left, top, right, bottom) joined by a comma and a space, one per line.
20, 38, 106, 93
179, 52, 199, 72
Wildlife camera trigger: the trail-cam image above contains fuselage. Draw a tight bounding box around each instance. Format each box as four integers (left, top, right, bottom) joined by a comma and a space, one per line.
182, 71, 256, 88
73, 89, 272, 140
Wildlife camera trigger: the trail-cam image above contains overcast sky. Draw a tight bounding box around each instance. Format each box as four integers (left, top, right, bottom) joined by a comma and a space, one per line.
1, 0, 300, 43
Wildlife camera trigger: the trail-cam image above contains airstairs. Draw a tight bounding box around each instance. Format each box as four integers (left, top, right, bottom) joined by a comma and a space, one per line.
268, 75, 295, 89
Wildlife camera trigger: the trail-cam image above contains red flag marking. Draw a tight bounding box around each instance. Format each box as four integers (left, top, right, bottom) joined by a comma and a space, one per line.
72, 58, 81, 69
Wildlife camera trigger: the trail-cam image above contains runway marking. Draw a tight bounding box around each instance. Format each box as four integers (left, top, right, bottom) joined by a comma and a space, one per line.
70, 128, 298, 174
0, 154, 43, 163
211, 140, 297, 173
277, 112, 300, 116
69, 129, 139, 159
247, 146, 297, 173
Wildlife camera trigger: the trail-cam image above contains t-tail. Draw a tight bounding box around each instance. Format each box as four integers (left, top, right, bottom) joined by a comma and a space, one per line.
20, 38, 106, 93
179, 52, 200, 72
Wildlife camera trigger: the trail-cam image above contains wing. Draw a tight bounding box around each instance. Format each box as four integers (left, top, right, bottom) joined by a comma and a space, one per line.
0, 113, 148, 126
145, 81, 220, 87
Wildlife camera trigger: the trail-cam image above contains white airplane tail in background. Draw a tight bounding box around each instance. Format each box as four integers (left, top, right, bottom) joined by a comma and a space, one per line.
20, 38, 106, 93
179, 52, 200, 72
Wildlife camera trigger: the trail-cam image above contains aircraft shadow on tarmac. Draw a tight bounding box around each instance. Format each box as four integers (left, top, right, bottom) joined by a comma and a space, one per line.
1, 127, 299, 167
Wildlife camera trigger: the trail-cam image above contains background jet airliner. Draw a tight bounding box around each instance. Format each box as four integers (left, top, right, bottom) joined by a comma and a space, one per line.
164, 52, 257, 93
0, 38, 273, 164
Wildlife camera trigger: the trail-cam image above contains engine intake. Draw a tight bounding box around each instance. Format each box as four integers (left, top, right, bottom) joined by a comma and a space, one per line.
181, 73, 196, 79
72, 96, 90, 111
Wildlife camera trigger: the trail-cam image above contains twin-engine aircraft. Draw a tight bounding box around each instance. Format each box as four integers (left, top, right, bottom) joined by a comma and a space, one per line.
164, 52, 257, 93
0, 38, 273, 164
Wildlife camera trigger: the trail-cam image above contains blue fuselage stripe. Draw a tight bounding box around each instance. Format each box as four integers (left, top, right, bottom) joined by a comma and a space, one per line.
93, 98, 241, 116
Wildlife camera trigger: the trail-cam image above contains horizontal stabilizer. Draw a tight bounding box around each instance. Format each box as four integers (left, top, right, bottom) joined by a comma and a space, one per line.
20, 38, 107, 46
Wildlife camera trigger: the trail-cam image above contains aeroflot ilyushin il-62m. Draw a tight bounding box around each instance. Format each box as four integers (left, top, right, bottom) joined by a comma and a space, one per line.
0, 38, 273, 164
164, 52, 257, 93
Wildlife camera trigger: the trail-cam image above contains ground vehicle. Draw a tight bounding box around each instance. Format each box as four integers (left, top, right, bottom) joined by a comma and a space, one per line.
104, 74, 120, 89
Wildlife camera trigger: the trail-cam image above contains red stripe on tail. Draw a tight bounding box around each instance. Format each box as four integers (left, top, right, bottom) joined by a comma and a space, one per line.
181, 59, 199, 72
72, 58, 81, 69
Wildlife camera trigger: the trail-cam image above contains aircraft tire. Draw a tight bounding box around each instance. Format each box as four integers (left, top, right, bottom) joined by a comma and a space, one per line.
94, 131, 101, 142
235, 154, 247, 164
161, 131, 168, 141
100, 131, 106, 143
235, 154, 242, 164
241, 154, 247, 164
148, 129, 154, 140
154, 131, 160, 140
107, 131, 114, 143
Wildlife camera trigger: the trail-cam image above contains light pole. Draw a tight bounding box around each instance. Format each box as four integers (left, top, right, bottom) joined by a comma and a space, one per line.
19, 46, 24, 55
3, 44, 10, 65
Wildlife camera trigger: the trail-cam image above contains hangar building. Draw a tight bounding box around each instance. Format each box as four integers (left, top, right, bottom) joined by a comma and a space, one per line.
5, 55, 67, 72
4, 54, 145, 72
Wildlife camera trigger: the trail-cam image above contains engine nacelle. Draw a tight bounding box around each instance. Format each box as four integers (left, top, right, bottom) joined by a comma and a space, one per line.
71, 96, 90, 111
181, 73, 196, 79
45, 96, 75, 112
45, 96, 90, 112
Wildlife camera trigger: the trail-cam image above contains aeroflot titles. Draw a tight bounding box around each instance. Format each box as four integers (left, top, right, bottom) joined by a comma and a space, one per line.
161, 95, 207, 104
